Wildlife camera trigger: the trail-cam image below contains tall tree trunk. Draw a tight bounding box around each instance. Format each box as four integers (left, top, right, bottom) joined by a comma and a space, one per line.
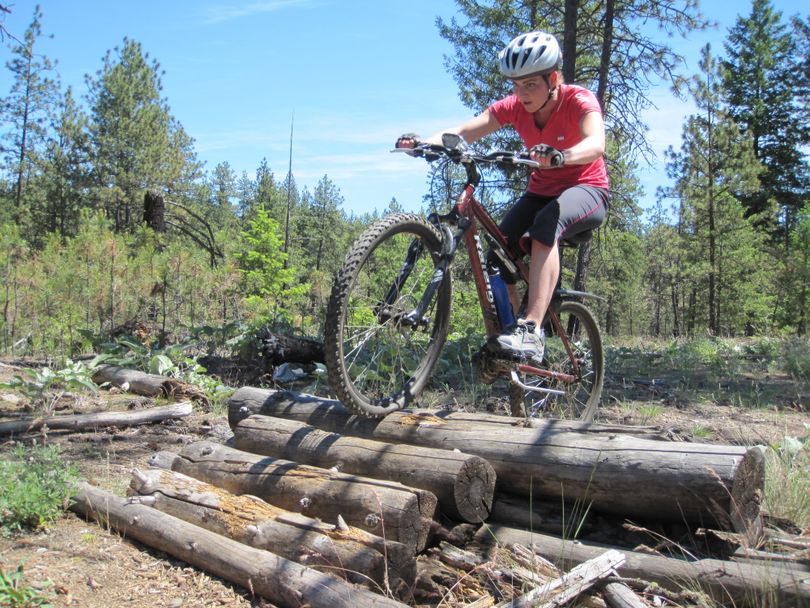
562, 0, 578, 84
14, 55, 33, 209
596, 0, 614, 108
707, 101, 718, 335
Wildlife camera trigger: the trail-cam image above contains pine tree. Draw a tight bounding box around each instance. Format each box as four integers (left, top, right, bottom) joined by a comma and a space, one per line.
663, 45, 766, 335
722, 0, 810, 240
787, 204, 810, 334
210, 162, 237, 208
32, 87, 90, 241
0, 5, 58, 215
86, 38, 197, 232
643, 203, 681, 336
237, 206, 306, 323
252, 158, 283, 221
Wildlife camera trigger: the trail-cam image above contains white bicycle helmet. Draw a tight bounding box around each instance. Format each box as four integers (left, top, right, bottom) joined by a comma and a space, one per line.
498, 31, 562, 79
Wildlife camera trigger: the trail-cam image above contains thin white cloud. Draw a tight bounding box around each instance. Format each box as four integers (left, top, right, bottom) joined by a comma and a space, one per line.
641, 90, 695, 158
202, 0, 319, 24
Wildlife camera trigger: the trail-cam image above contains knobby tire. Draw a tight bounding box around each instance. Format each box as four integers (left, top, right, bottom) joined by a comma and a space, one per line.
324, 213, 452, 417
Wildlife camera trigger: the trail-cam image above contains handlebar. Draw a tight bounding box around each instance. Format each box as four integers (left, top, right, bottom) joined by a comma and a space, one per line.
392, 143, 542, 171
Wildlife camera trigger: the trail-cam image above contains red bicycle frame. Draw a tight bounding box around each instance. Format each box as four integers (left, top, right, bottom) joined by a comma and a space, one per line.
450, 183, 580, 385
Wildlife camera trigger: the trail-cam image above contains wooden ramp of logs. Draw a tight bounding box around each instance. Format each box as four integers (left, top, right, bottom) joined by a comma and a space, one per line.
68, 384, 810, 608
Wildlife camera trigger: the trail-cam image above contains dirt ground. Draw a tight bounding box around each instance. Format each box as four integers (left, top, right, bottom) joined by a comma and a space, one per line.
0, 359, 808, 608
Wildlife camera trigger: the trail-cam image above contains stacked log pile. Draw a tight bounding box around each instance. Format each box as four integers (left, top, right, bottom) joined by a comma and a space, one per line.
228, 388, 764, 529
65, 381, 810, 607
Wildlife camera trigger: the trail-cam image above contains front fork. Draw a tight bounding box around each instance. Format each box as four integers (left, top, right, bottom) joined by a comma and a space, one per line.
379, 217, 464, 328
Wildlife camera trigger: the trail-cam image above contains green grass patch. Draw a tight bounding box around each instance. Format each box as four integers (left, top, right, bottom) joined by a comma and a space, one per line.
765, 432, 810, 528
605, 336, 808, 411
0, 444, 80, 536
0, 566, 52, 607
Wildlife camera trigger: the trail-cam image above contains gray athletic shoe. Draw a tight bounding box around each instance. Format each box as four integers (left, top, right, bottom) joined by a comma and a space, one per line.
495, 319, 544, 363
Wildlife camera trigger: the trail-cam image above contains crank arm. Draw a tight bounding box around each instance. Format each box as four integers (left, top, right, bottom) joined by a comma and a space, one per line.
510, 369, 566, 396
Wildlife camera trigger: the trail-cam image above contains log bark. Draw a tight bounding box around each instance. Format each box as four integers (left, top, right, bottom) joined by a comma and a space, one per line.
151, 441, 436, 553
227, 388, 763, 529
129, 467, 415, 589
489, 494, 595, 536
475, 524, 810, 608
70, 482, 406, 608
0, 401, 193, 436
231, 415, 495, 523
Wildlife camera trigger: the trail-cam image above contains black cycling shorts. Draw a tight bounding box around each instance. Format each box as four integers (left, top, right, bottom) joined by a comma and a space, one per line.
492, 185, 609, 281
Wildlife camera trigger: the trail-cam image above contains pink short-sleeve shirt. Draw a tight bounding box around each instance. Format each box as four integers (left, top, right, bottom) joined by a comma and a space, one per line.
488, 84, 609, 197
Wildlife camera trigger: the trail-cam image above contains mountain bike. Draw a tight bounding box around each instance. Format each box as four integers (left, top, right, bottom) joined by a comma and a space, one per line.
324, 135, 604, 420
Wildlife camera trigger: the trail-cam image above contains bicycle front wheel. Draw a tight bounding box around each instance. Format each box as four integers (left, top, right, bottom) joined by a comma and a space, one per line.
510, 300, 604, 421
324, 213, 452, 418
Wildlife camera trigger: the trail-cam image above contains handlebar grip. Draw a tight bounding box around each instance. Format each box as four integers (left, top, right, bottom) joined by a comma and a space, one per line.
549, 149, 565, 167
531, 144, 565, 168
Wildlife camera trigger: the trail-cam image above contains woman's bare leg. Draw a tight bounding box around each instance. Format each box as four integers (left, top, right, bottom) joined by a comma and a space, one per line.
524, 239, 559, 325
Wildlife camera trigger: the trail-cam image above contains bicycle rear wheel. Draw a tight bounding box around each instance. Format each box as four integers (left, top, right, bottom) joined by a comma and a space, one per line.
324, 213, 452, 418
509, 300, 604, 421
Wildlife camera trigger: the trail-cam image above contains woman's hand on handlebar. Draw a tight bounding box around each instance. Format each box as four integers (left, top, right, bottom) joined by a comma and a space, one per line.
529, 144, 565, 168
395, 133, 421, 149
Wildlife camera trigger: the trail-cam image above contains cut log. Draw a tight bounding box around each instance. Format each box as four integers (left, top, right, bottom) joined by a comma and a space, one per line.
227, 388, 763, 529
129, 467, 415, 589
0, 401, 193, 436
231, 414, 495, 523
150, 441, 436, 553
476, 524, 810, 608
70, 482, 406, 608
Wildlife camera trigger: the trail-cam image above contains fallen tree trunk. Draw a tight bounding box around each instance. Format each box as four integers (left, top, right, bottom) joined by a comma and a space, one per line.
231, 415, 495, 523
70, 482, 406, 608
129, 467, 415, 589
150, 441, 436, 553
258, 329, 324, 365
92, 365, 206, 404
0, 401, 193, 436
227, 388, 763, 529
475, 524, 810, 608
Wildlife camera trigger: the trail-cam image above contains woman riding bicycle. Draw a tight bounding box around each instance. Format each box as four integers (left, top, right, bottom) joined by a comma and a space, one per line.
397, 31, 609, 365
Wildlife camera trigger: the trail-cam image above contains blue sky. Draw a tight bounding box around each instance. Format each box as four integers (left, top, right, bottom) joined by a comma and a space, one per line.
0, 0, 806, 217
